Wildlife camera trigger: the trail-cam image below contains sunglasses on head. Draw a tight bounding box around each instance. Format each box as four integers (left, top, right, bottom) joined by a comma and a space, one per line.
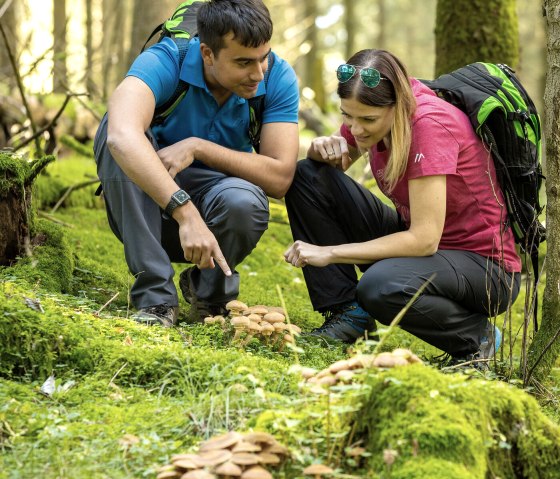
336, 64, 384, 88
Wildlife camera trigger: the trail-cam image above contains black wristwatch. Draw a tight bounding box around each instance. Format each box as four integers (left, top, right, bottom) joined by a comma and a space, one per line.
164, 189, 191, 219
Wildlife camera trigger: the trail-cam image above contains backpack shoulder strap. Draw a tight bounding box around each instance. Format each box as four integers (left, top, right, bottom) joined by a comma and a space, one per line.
247, 53, 276, 153
151, 38, 191, 126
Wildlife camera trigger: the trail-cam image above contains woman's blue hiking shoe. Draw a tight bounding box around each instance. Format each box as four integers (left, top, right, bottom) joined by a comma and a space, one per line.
310, 301, 377, 344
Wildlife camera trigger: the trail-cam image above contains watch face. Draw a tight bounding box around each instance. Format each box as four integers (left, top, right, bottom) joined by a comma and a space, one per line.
174, 190, 190, 204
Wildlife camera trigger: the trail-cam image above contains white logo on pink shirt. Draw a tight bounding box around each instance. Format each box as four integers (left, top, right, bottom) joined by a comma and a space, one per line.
414, 153, 425, 163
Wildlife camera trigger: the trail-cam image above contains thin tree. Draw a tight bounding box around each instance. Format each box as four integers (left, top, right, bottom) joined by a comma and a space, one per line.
53, 0, 68, 93
0, 0, 17, 88
434, 0, 518, 76
526, 0, 560, 385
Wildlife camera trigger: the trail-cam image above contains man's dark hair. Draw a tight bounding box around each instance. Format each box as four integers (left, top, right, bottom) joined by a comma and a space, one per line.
197, 0, 273, 54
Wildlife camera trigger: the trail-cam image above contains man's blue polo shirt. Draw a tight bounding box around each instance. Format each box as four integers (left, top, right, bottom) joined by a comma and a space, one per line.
127, 37, 299, 153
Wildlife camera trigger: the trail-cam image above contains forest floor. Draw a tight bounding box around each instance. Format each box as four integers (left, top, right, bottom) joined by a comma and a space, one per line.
1, 153, 559, 479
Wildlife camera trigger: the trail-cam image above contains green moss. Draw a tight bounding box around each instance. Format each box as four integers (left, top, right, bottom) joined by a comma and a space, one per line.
4, 219, 74, 293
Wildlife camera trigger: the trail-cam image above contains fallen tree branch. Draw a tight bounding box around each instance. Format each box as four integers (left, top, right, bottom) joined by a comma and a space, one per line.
51, 178, 100, 214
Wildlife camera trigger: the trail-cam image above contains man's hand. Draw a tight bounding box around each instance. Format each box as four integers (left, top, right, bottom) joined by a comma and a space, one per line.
158, 138, 200, 178
284, 240, 332, 268
308, 135, 353, 171
177, 204, 231, 276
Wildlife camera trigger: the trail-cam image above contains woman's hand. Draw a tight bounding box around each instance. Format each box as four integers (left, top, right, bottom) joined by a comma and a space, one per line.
308, 135, 354, 171
284, 240, 333, 268
157, 137, 200, 178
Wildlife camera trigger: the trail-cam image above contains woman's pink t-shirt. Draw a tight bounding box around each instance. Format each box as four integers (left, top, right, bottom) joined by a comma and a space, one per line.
340, 78, 521, 272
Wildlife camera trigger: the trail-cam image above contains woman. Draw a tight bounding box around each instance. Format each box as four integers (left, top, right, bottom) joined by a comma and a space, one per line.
284, 49, 520, 364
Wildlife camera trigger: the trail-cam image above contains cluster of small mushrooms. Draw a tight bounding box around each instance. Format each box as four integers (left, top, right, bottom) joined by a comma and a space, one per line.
155, 431, 292, 479
297, 348, 423, 392
204, 300, 300, 350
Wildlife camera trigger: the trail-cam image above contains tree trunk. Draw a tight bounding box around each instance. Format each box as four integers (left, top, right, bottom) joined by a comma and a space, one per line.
84, 0, 96, 95
526, 0, 560, 384
434, 0, 518, 76
53, 0, 68, 93
376, 0, 386, 50
344, 0, 356, 61
0, 153, 54, 265
0, 0, 18, 89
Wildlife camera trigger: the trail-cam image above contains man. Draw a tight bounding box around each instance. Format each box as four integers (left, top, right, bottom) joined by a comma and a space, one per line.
93, 0, 299, 327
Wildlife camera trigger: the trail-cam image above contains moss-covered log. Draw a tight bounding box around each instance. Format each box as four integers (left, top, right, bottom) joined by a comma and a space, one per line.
0, 152, 54, 265
434, 0, 519, 76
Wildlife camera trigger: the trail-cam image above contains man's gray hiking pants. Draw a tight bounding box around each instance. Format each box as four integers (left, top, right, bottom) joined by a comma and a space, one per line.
93, 114, 269, 310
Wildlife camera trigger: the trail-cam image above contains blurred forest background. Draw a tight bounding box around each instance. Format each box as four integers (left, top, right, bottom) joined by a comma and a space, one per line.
0, 0, 548, 152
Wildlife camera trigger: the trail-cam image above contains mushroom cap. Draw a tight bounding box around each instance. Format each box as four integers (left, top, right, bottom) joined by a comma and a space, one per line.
247, 321, 263, 332
173, 458, 200, 471
231, 452, 262, 466
335, 369, 355, 382
257, 452, 281, 465
232, 441, 262, 453
260, 323, 275, 335
267, 306, 286, 315
226, 300, 249, 313
244, 306, 269, 316
240, 466, 273, 479
303, 464, 334, 476
262, 312, 285, 323
199, 431, 243, 451
172, 453, 201, 463
231, 316, 251, 328
156, 470, 181, 479
283, 334, 295, 343
214, 461, 243, 477
247, 313, 263, 323
346, 446, 366, 457
273, 323, 286, 332
242, 432, 277, 445
195, 449, 233, 467
329, 359, 351, 374
181, 470, 217, 479
300, 367, 318, 379
316, 375, 337, 386
285, 324, 301, 334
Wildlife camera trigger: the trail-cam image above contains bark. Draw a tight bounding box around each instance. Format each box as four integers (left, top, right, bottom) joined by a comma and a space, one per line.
376, 0, 386, 50
53, 0, 68, 93
0, 153, 54, 265
0, 0, 18, 88
435, 0, 518, 76
344, 0, 356, 61
84, 0, 96, 95
526, 0, 560, 384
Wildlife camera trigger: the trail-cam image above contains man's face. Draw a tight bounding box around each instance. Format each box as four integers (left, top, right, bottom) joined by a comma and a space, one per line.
201, 33, 271, 99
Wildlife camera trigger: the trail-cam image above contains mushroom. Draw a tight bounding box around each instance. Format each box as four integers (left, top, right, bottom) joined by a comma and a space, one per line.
231, 316, 250, 343
277, 333, 294, 352
302, 464, 334, 478
204, 315, 226, 328
199, 431, 243, 451
240, 321, 263, 347
182, 470, 217, 479
244, 306, 269, 317
328, 359, 351, 374
240, 466, 273, 479
214, 460, 243, 477
226, 300, 249, 317
232, 441, 262, 453
259, 322, 275, 343
230, 452, 261, 467
195, 449, 233, 467
156, 470, 181, 479
334, 369, 355, 383
256, 452, 280, 466
246, 313, 263, 324
262, 311, 285, 324
173, 458, 199, 472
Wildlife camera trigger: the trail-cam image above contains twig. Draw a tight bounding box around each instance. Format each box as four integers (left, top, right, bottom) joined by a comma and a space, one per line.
37, 210, 74, 227
524, 326, 560, 387
50, 178, 100, 213
0, 0, 14, 20
14, 93, 87, 151
0, 22, 42, 154
372, 273, 436, 356
94, 292, 120, 316
109, 362, 128, 386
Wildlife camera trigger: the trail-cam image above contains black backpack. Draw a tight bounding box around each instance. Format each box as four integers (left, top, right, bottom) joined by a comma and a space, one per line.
423, 63, 545, 327
142, 0, 273, 153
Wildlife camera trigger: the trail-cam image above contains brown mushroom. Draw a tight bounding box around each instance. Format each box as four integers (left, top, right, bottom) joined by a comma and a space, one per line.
259, 322, 275, 343
232, 441, 262, 453
181, 470, 217, 479
230, 452, 261, 466
173, 458, 200, 471
199, 431, 243, 451
156, 469, 181, 479
214, 461, 243, 477
277, 333, 294, 352
244, 306, 269, 317
231, 316, 250, 343
195, 449, 233, 467
256, 452, 280, 465
240, 321, 263, 346
262, 311, 285, 324
226, 300, 249, 316
240, 466, 273, 479
302, 463, 334, 478
334, 369, 355, 383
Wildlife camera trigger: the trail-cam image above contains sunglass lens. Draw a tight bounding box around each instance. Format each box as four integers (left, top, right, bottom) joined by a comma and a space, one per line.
360, 68, 381, 88
337, 64, 356, 82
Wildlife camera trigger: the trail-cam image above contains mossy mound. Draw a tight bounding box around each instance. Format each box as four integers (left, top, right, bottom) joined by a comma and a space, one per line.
357, 366, 560, 478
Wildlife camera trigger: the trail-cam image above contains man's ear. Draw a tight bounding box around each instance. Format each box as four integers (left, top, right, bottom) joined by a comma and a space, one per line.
200, 43, 214, 66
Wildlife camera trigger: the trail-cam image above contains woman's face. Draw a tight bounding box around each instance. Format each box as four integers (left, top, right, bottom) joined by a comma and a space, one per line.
340, 97, 395, 149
